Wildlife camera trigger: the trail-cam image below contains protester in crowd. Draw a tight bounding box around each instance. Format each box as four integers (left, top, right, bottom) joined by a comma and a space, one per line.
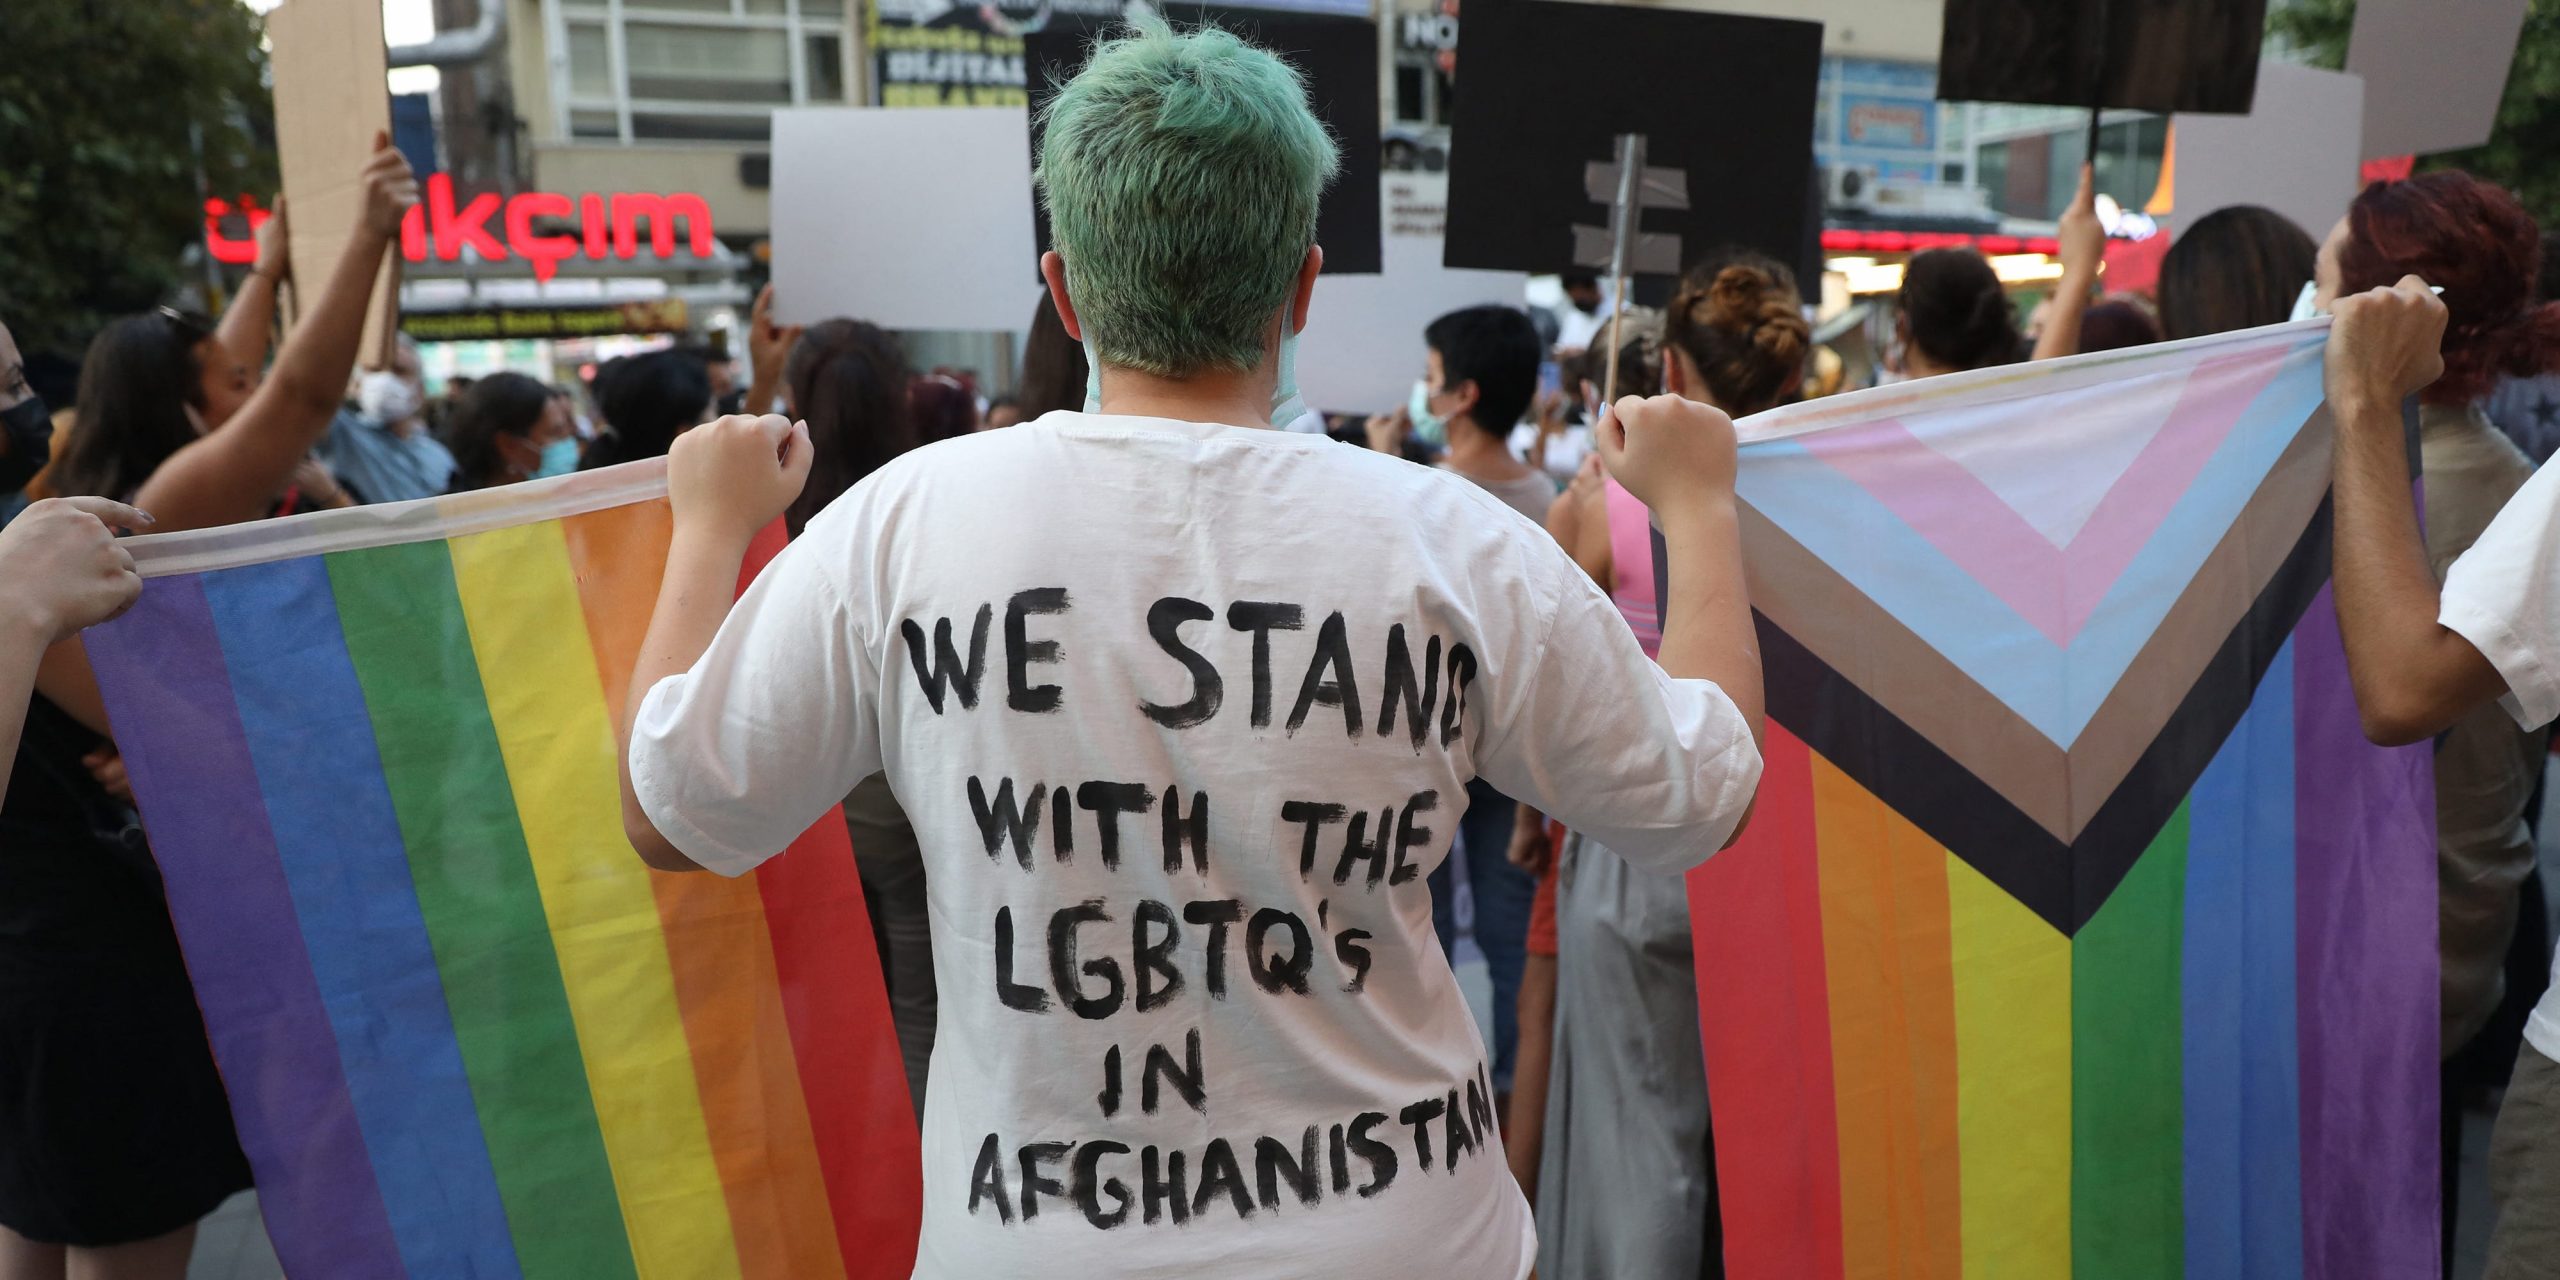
2154, 204, 2318, 342
1552, 269, 1613, 356
1896, 247, 2025, 376
1533, 251, 1809, 1280
615, 21, 1762, 1276
683, 342, 743, 417
771, 314, 936, 1116
743, 283, 804, 420
2, 317, 55, 509
4, 136, 414, 1280
446, 372, 578, 492
317, 334, 456, 504
2076, 296, 2162, 354
2308, 171, 2560, 1276
982, 394, 1026, 430
1898, 166, 2100, 376
2480, 230, 2560, 464
1015, 291, 1090, 420
580, 348, 713, 471
1511, 377, 1593, 485
908, 372, 979, 440
0, 497, 145, 795
1363, 304, 1557, 1106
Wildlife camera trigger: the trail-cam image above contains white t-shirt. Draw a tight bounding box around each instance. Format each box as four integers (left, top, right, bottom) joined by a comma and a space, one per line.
2439, 456, 2560, 1064
630, 411, 1759, 1279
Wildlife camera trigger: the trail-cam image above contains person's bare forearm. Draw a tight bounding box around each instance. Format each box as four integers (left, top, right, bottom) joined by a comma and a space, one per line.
2329, 393, 2506, 743
217, 270, 281, 374
137, 224, 398, 528
2030, 269, 2096, 362
617, 526, 757, 871
1654, 498, 1763, 743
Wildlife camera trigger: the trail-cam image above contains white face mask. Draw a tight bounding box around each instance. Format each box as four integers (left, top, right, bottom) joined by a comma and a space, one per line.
360, 371, 423, 424
1076, 286, 1306, 427
2289, 280, 2322, 323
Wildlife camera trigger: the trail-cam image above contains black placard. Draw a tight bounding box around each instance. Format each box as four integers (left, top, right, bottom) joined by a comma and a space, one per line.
1440, 0, 1821, 281
1024, 10, 1384, 275
1936, 0, 2268, 113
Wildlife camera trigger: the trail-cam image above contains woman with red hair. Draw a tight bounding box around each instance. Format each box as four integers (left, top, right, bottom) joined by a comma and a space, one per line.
2315, 169, 2560, 1276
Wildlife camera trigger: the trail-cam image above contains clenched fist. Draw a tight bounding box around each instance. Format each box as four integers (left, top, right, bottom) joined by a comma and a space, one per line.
1592, 393, 1739, 515
0, 497, 152, 643
2325, 274, 2447, 420
667, 413, 814, 548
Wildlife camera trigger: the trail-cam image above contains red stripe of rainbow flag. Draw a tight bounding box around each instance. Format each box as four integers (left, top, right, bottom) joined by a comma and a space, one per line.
84, 471, 921, 1278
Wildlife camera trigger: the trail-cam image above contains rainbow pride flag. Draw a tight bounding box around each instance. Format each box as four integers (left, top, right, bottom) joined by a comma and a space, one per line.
83, 465, 922, 1278
1690, 320, 2438, 1277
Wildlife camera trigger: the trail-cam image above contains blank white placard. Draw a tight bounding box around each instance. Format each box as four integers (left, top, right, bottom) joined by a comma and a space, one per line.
2348, 0, 2526, 159
2173, 63, 2366, 242
770, 107, 1040, 332
1297, 176, 1530, 415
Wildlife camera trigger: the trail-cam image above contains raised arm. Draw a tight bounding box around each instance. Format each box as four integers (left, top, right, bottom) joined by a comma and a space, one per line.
1599, 395, 1763, 750
2323, 276, 2507, 744
619, 414, 815, 871
216, 197, 290, 377
2030, 165, 2103, 363
743, 284, 803, 417
135, 138, 417, 530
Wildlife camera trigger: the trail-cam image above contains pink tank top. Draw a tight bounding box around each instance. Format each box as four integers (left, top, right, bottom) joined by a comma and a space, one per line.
1603, 476, 1661, 658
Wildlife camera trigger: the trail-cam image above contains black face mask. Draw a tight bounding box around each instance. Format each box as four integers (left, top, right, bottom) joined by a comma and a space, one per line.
0, 394, 48, 497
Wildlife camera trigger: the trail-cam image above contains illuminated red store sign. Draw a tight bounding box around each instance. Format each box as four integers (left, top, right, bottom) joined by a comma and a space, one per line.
205, 174, 717, 283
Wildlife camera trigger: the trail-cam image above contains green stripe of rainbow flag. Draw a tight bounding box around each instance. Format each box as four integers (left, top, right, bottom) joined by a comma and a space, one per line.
84, 475, 921, 1278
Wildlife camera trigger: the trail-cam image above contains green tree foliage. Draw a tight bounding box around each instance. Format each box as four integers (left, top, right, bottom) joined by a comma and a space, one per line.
2268, 0, 2560, 225
0, 0, 274, 354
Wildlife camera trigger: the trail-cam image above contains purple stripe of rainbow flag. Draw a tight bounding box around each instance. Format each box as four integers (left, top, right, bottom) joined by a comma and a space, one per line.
1688, 588, 2435, 1277
85, 499, 921, 1278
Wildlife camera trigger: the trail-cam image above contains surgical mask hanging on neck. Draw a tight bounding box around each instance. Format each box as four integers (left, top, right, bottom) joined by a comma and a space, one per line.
1079, 311, 1309, 428
1407, 379, 1449, 448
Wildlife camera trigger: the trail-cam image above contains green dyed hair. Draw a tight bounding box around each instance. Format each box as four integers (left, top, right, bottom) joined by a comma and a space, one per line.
1036, 16, 1339, 378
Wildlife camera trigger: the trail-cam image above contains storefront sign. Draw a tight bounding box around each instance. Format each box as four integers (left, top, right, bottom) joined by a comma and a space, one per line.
206, 176, 717, 283
865, 0, 1122, 107
400, 299, 691, 343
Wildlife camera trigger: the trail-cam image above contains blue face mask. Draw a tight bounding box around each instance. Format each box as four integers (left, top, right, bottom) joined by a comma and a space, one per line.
1078, 300, 1307, 427
534, 435, 580, 479
1407, 379, 1449, 448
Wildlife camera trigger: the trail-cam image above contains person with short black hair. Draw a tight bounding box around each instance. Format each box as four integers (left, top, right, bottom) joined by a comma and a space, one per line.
581, 348, 715, 471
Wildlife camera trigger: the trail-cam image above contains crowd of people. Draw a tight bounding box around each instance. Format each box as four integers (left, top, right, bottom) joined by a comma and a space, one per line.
4, 18, 2560, 1280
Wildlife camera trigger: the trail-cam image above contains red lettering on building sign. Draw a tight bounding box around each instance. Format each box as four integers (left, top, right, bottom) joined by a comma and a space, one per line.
207, 177, 717, 283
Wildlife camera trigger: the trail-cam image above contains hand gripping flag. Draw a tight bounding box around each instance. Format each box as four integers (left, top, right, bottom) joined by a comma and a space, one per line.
82, 464, 923, 1279
1690, 318, 2438, 1279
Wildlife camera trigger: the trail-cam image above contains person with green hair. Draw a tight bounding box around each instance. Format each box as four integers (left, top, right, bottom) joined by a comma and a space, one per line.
615, 18, 1766, 1276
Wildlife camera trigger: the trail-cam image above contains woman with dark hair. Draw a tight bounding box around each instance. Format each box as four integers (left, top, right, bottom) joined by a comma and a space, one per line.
1528, 252, 1809, 1280
4, 138, 416, 1280
1900, 166, 2101, 372
783, 319, 916, 534
580, 348, 713, 471
2314, 170, 2560, 1274
1013, 291, 1090, 420
2155, 205, 2318, 340
447, 372, 577, 491
2076, 297, 2163, 353
772, 316, 935, 1116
